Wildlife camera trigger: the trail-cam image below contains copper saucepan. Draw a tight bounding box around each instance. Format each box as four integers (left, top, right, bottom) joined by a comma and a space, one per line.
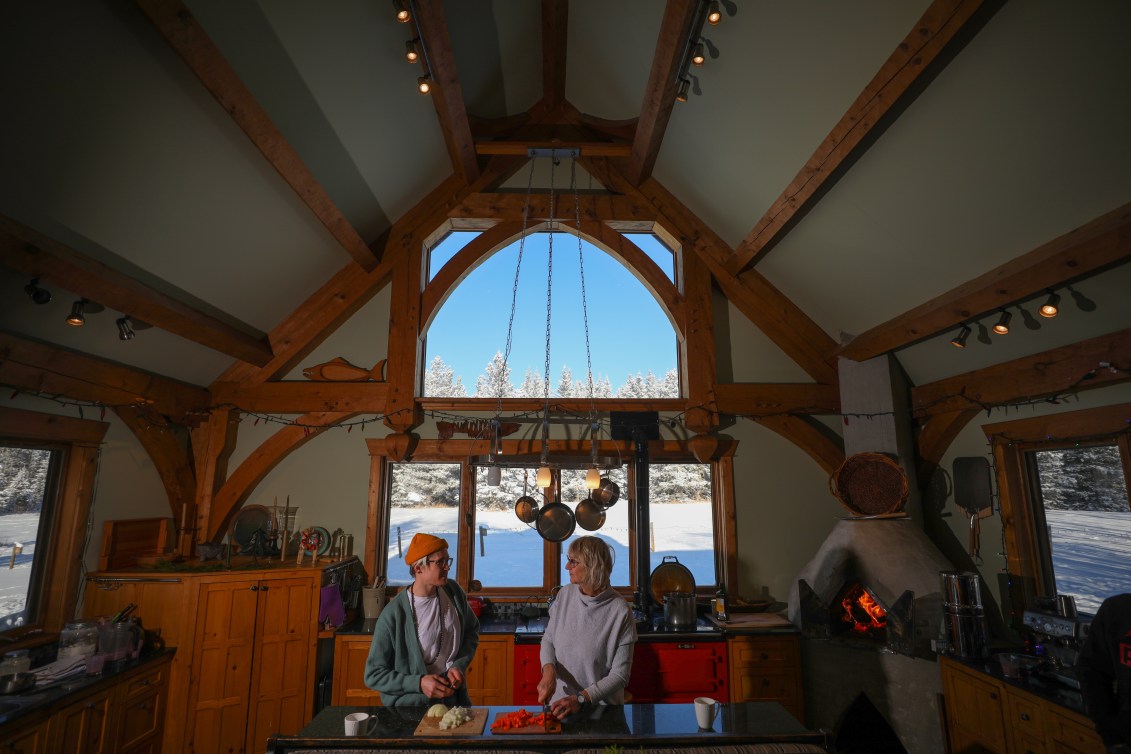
575, 497, 606, 531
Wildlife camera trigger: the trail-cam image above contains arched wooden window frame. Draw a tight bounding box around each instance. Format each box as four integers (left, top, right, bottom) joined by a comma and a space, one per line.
985, 402, 1131, 617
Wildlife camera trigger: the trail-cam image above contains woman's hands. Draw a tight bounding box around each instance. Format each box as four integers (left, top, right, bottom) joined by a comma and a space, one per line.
535, 664, 556, 705
420, 673, 455, 699
444, 666, 464, 690
549, 692, 583, 720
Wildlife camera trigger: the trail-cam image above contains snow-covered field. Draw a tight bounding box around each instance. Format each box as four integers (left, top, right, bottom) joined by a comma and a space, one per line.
0, 513, 39, 626
1045, 509, 1131, 613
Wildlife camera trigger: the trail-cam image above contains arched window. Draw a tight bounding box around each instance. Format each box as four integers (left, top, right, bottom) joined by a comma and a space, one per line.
423, 230, 680, 399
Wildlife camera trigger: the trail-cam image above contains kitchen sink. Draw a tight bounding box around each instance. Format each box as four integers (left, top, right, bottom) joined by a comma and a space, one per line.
516, 616, 549, 633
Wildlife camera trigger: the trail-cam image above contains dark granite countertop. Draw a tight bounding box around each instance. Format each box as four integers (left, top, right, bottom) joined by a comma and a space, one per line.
945, 653, 1089, 716
0, 648, 176, 728
266, 701, 826, 752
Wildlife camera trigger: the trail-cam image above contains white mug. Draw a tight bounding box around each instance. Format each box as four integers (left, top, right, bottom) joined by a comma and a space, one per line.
344, 712, 370, 736
694, 696, 720, 729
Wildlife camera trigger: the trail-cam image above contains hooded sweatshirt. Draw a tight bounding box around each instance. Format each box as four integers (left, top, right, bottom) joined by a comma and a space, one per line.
1078, 593, 1131, 746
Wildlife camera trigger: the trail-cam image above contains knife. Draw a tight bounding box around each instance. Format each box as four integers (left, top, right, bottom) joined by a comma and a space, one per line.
543, 702, 552, 732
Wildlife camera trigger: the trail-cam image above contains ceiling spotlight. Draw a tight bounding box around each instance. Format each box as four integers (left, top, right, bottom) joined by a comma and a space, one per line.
66, 299, 87, 326
417, 74, 432, 94
404, 38, 420, 63
24, 278, 52, 305
675, 79, 691, 102
1039, 291, 1060, 318
992, 309, 1012, 335
691, 42, 706, 67
116, 316, 135, 341
950, 325, 971, 348
707, 1, 722, 25
392, 0, 411, 23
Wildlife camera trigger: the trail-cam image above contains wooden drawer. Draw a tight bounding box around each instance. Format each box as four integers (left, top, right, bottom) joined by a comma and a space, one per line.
1012, 729, 1048, 754
728, 636, 797, 669
121, 665, 166, 701
117, 687, 163, 751
1006, 689, 1045, 741
1045, 708, 1104, 753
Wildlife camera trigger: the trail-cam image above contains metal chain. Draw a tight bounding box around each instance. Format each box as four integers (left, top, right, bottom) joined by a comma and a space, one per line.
497, 158, 538, 420
572, 157, 600, 461
543, 156, 555, 405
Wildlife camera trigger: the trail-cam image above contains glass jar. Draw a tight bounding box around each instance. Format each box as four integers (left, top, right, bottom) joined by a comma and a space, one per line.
0, 649, 31, 674
58, 620, 99, 661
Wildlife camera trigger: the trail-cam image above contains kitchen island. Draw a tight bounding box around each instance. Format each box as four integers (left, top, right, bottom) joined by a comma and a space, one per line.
266, 701, 828, 752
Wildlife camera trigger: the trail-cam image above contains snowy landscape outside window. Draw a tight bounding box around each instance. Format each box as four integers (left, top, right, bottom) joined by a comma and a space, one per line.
386, 463, 461, 586
1029, 443, 1131, 613
648, 463, 716, 588
0, 444, 59, 630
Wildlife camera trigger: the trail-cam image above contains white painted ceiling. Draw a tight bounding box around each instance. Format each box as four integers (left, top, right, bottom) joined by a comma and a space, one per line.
2, 0, 1129, 390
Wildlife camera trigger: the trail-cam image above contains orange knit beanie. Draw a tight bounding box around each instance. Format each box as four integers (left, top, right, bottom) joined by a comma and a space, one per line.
405, 533, 448, 565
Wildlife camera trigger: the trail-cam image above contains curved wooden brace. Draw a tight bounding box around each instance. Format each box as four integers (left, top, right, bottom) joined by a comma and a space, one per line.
205, 411, 355, 541
584, 221, 684, 338
915, 408, 980, 484
754, 414, 845, 476
113, 406, 196, 521
421, 221, 525, 329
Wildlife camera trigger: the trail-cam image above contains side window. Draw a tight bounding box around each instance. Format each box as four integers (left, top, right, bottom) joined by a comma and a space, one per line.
649, 463, 716, 589
560, 467, 630, 587
1027, 443, 1131, 612
472, 466, 546, 588
0, 443, 62, 631
386, 463, 461, 586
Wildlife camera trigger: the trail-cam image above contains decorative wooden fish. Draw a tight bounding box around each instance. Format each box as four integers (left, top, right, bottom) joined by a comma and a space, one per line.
436, 420, 521, 440
302, 357, 387, 382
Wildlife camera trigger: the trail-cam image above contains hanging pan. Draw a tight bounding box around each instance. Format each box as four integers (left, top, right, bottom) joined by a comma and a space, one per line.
514, 495, 540, 524
535, 501, 576, 542
593, 477, 620, 509
575, 497, 606, 531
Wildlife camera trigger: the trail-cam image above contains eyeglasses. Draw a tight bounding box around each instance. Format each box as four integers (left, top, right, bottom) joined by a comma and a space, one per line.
565, 558, 581, 568
427, 557, 454, 568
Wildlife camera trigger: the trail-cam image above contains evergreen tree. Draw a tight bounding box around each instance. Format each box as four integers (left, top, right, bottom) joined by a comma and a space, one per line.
423, 356, 466, 398
617, 372, 648, 398
556, 366, 574, 398
517, 368, 545, 399
474, 352, 515, 398
662, 369, 680, 398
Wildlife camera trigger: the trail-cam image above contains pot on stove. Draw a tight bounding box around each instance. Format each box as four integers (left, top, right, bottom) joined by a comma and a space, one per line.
663, 592, 696, 628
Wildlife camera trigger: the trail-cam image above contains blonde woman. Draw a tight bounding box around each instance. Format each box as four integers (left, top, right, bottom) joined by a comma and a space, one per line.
537, 535, 637, 720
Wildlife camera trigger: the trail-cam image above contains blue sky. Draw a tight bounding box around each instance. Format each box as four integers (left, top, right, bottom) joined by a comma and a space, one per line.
425, 231, 678, 391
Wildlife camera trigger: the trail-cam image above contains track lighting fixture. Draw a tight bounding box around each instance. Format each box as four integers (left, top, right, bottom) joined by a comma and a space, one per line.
950, 325, 971, 348
1039, 291, 1060, 318
675, 79, 691, 102
392, 0, 410, 23
116, 316, 135, 341
24, 278, 52, 305
66, 299, 87, 326
707, 1, 722, 25
691, 42, 706, 67
404, 38, 420, 63
992, 309, 1012, 335
417, 73, 432, 94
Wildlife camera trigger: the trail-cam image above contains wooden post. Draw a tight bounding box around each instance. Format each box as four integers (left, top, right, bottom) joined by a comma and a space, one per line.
8, 543, 21, 569
479, 525, 487, 557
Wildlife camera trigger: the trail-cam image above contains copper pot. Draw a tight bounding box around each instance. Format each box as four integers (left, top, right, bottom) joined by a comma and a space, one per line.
575, 497, 606, 531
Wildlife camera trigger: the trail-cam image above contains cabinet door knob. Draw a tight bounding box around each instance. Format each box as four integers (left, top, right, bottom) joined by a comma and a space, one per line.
1020, 712, 1030, 721
250, 585, 259, 591
989, 692, 997, 700
260, 585, 269, 592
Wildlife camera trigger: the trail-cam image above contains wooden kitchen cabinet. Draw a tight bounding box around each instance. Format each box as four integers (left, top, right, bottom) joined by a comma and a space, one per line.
1, 720, 46, 754
466, 634, 513, 706
332, 633, 382, 706
940, 655, 1104, 754
727, 634, 804, 723
86, 563, 329, 754
48, 686, 114, 754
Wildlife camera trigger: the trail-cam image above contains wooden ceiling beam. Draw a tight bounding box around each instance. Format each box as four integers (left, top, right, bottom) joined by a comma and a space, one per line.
450, 192, 656, 224
1, 214, 274, 367
727, 0, 1003, 274
754, 415, 845, 476
839, 201, 1131, 362
134, 0, 379, 270
115, 405, 197, 522
413, 0, 480, 183
211, 381, 389, 413
625, 0, 698, 186
911, 326, 1131, 418
0, 331, 210, 422
476, 140, 631, 158
541, 0, 568, 110
714, 383, 841, 416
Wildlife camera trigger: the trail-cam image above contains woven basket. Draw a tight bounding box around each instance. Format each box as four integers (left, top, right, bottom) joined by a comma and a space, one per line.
829, 452, 909, 516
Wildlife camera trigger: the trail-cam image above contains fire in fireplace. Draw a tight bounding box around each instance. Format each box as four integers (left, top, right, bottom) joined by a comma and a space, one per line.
835, 582, 887, 640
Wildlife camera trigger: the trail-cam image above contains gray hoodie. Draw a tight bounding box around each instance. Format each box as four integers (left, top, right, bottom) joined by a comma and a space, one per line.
540, 583, 637, 704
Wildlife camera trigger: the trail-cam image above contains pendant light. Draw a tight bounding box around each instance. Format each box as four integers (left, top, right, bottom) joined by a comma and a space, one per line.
66, 299, 86, 326
992, 309, 1012, 335
1039, 291, 1060, 318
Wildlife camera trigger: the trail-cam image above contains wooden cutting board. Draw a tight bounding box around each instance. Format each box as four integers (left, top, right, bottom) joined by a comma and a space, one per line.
489, 711, 563, 735
708, 612, 794, 628
412, 707, 489, 736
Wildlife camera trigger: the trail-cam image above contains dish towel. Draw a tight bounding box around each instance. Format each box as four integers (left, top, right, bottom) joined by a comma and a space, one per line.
33, 656, 86, 684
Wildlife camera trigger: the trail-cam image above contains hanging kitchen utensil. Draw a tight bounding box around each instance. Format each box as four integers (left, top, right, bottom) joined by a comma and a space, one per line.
593, 477, 620, 508
649, 555, 695, 605
953, 456, 993, 561
829, 452, 909, 516
575, 497, 606, 531
535, 500, 576, 542
514, 495, 540, 524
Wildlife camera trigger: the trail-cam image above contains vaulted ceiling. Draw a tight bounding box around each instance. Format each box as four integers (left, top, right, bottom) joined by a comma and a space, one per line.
3, 0, 1130, 402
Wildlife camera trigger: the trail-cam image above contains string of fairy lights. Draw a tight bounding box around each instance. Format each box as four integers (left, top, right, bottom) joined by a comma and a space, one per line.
4, 359, 1127, 440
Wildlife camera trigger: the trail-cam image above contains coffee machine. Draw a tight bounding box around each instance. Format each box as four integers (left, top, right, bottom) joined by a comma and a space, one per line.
1022, 595, 1091, 688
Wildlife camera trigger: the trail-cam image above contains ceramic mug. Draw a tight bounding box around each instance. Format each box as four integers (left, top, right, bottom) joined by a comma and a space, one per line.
344, 712, 370, 736
694, 696, 720, 729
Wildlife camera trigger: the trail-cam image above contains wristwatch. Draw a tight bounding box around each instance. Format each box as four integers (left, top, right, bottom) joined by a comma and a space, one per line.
575, 692, 586, 706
